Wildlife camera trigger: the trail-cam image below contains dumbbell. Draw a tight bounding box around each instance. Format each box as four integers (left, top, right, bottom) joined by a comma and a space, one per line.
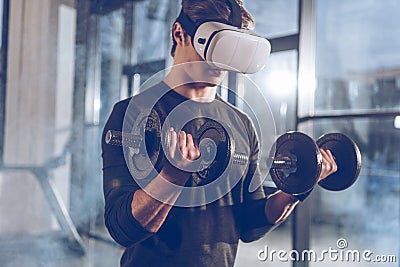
105, 111, 249, 185
268, 131, 362, 195
106, 111, 361, 191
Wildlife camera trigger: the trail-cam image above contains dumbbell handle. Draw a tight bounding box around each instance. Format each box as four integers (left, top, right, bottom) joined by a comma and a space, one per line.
232, 152, 249, 165
105, 130, 249, 165
271, 155, 298, 170
105, 130, 143, 154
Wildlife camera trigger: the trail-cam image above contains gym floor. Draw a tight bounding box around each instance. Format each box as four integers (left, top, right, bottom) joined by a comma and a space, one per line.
1, 222, 397, 267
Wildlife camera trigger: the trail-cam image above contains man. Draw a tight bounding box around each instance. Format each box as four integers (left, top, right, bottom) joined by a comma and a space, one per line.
102, 0, 337, 266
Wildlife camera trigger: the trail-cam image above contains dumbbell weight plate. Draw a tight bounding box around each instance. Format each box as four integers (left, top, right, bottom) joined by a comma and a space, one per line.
317, 133, 362, 191
269, 132, 322, 195
128, 108, 164, 179
192, 118, 231, 186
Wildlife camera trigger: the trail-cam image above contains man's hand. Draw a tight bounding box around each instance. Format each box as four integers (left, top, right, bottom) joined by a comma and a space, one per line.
161, 128, 201, 185
169, 128, 201, 164
318, 148, 337, 182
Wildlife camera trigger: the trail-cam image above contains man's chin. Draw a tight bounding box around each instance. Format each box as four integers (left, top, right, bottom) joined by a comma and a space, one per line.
189, 81, 220, 88
191, 76, 225, 88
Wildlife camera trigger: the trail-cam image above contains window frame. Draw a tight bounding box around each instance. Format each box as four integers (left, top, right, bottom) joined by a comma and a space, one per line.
0, 0, 10, 166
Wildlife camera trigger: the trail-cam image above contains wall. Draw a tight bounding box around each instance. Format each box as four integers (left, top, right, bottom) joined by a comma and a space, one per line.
0, 0, 76, 235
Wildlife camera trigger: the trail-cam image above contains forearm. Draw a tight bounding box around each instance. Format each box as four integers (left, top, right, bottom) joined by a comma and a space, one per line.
131, 168, 190, 232
132, 129, 200, 232
264, 190, 299, 224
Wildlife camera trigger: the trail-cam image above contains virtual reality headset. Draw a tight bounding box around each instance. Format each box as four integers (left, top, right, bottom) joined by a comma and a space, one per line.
175, 1, 271, 74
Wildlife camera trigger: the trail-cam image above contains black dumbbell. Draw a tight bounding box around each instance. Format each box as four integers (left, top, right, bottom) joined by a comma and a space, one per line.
269, 132, 362, 195
105, 111, 249, 184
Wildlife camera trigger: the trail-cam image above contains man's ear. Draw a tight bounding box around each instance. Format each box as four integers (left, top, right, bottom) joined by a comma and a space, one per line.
173, 22, 190, 46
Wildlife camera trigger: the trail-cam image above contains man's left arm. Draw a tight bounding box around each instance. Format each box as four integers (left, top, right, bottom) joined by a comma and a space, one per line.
264, 148, 338, 224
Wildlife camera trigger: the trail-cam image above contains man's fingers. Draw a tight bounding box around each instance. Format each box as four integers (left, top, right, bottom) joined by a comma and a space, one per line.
325, 149, 337, 172
169, 128, 177, 159
170, 130, 197, 160
186, 133, 200, 160
325, 149, 335, 162
320, 149, 331, 171
167, 130, 200, 174
179, 131, 187, 157
320, 148, 337, 175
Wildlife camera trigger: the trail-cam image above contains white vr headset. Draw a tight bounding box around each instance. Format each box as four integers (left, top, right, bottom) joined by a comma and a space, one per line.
175, 1, 271, 74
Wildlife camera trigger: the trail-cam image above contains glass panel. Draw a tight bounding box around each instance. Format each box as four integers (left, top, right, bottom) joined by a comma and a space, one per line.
315, 0, 400, 113
245, 0, 299, 38
98, 1, 174, 122
99, 8, 124, 123
246, 50, 298, 136
134, 0, 170, 62
309, 117, 399, 266
0, 0, 3, 45
0, 1, 3, 73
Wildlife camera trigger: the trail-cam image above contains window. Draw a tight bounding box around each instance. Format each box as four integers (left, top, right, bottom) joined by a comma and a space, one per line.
314, 0, 400, 113
310, 117, 399, 266
0, 0, 8, 164
308, 1, 400, 265
245, 0, 299, 38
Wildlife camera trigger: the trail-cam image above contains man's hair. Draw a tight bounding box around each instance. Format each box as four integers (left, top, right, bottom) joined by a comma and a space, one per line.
170, 0, 255, 57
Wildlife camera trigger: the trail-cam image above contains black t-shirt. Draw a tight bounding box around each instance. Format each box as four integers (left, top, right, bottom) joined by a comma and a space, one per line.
102, 82, 274, 267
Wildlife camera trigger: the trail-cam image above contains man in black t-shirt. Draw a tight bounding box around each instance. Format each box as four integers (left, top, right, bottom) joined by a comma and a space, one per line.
102, 1, 337, 266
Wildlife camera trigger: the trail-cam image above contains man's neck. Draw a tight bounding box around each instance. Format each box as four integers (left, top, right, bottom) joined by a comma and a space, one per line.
163, 70, 218, 103
171, 82, 217, 103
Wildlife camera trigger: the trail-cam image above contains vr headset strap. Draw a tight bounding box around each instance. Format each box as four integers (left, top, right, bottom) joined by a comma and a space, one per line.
175, 0, 243, 38
175, 9, 197, 38
226, 0, 242, 27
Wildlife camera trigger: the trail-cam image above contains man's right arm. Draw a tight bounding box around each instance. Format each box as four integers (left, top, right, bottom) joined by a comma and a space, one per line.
103, 106, 199, 247
103, 172, 186, 246
131, 129, 200, 232
130, 168, 188, 233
